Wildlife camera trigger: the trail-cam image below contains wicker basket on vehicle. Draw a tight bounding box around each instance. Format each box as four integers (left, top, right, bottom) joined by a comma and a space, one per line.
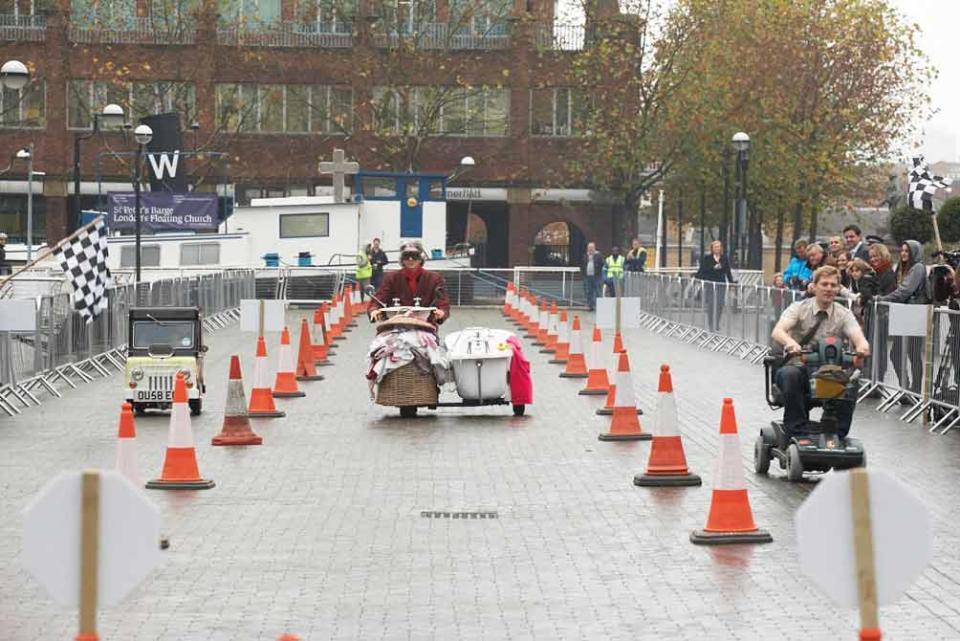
376, 362, 439, 407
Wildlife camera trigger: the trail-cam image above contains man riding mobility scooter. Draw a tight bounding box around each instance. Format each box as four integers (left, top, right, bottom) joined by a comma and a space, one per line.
756, 265, 870, 481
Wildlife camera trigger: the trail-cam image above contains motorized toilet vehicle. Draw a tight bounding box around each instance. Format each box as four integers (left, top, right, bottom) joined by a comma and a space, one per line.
755, 336, 866, 481
366, 296, 529, 418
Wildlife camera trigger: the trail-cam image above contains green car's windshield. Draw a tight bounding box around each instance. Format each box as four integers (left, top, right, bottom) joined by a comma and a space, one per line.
132, 320, 195, 349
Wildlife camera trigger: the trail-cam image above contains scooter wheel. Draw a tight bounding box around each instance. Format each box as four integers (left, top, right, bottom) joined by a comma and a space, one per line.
786, 443, 804, 482
754, 435, 770, 475
512, 404, 525, 417
399, 406, 418, 418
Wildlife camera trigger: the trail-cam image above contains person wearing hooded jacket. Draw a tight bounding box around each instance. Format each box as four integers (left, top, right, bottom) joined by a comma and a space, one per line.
879, 240, 927, 393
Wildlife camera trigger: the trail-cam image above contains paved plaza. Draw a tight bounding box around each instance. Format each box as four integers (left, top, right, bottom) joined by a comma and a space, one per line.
2, 307, 960, 640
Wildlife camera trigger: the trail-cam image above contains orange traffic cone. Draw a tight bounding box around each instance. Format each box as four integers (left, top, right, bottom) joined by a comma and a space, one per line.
691, 398, 772, 545
502, 283, 514, 317
534, 301, 551, 345
249, 336, 286, 418
549, 310, 571, 364
296, 318, 324, 381
560, 315, 588, 378
213, 355, 263, 446
596, 333, 636, 416
525, 297, 540, 338
115, 402, 141, 487
580, 326, 610, 395
598, 352, 650, 441
634, 365, 700, 486
273, 327, 306, 397
322, 302, 338, 354
277, 635, 300, 641
312, 306, 332, 366
146, 372, 215, 490
540, 303, 560, 353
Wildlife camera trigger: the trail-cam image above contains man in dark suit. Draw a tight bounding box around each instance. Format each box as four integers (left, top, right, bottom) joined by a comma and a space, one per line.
581, 242, 604, 311
695, 240, 736, 332
843, 224, 870, 262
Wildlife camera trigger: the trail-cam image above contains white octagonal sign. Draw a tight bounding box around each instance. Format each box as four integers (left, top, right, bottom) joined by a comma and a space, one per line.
23, 470, 162, 607
795, 469, 932, 607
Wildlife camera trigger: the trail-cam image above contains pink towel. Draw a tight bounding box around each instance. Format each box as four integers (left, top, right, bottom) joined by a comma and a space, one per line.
506, 335, 533, 405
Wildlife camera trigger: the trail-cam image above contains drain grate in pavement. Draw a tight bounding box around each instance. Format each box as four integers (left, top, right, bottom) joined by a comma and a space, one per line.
421, 510, 499, 519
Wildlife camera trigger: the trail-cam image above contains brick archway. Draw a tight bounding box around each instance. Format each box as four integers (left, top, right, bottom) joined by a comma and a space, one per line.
531, 219, 586, 266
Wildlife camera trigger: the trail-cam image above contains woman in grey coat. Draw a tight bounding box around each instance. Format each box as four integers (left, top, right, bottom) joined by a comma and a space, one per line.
880, 240, 928, 393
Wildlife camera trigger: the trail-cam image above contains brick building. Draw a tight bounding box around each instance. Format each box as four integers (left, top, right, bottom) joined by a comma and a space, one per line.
0, 0, 633, 267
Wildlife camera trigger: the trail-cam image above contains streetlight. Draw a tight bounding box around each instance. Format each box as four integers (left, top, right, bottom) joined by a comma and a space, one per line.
133, 123, 153, 283
732, 131, 750, 268
73, 103, 125, 232
0, 59, 29, 91
15, 145, 44, 263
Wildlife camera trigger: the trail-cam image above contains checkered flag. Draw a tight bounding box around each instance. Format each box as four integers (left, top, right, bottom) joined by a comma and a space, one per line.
908, 155, 951, 211
52, 217, 112, 323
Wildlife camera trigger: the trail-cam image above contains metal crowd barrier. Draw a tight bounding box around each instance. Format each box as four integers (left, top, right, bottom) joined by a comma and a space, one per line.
628, 271, 960, 435
0, 270, 255, 417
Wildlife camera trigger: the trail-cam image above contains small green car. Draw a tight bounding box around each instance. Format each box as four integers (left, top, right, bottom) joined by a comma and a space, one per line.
125, 307, 207, 416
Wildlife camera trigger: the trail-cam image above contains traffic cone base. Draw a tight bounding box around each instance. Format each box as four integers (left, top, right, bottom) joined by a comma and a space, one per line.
549, 357, 569, 365
213, 430, 263, 446
579, 386, 608, 396
599, 431, 651, 441
597, 407, 642, 416
559, 370, 588, 379
690, 527, 772, 545
635, 471, 701, 487
297, 372, 325, 381
273, 388, 306, 398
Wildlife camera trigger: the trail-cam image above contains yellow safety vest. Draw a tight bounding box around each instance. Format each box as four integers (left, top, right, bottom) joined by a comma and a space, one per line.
356, 253, 373, 279
605, 255, 625, 277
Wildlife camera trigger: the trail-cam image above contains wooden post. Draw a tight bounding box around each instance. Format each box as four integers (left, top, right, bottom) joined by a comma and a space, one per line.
615, 277, 622, 335
850, 469, 881, 641
922, 304, 935, 429
258, 299, 265, 339
77, 470, 101, 641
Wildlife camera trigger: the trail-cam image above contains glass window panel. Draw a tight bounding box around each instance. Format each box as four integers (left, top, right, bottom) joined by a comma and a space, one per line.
464, 88, 484, 136
428, 179, 444, 199
93, 81, 130, 118
530, 88, 553, 136
571, 90, 591, 136
484, 88, 508, 136
415, 86, 441, 134
360, 177, 396, 198
397, 88, 416, 134
286, 85, 309, 133
132, 83, 162, 121
216, 83, 247, 131
330, 87, 352, 133
441, 88, 465, 134
121, 245, 160, 267
372, 87, 397, 133
555, 87, 570, 136
68, 80, 92, 129
279, 213, 330, 237
309, 86, 329, 133
259, 84, 284, 132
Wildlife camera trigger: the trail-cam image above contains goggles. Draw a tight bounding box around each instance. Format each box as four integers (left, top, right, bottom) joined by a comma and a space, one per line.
401, 251, 421, 261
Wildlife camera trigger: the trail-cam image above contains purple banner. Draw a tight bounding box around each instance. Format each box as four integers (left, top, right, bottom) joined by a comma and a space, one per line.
108, 192, 219, 232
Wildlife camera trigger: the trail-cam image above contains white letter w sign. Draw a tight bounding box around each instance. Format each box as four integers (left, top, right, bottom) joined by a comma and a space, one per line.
147, 151, 180, 180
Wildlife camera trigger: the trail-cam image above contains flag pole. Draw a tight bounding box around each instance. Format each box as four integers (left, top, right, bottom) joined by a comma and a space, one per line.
0, 215, 106, 288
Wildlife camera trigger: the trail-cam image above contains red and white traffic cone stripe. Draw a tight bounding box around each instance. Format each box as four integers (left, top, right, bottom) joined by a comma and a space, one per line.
115, 402, 141, 487
146, 373, 215, 490
213, 355, 263, 446
249, 336, 285, 418
560, 315, 588, 378
273, 327, 306, 398
580, 326, 610, 396
549, 310, 571, 364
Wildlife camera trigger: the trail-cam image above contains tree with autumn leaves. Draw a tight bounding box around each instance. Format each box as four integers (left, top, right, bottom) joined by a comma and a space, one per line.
570, 0, 933, 271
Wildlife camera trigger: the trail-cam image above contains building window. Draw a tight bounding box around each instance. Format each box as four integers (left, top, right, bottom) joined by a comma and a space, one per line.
449, 0, 509, 35
68, 79, 196, 130
377, 0, 436, 33
0, 81, 45, 129
180, 242, 221, 265
372, 86, 509, 137
70, 0, 136, 28
218, 0, 281, 27
216, 83, 352, 134
530, 87, 590, 137
0, 196, 46, 244
120, 245, 161, 267
279, 212, 330, 238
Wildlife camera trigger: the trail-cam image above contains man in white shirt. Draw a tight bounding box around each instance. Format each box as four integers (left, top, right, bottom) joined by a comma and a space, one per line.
770, 265, 870, 438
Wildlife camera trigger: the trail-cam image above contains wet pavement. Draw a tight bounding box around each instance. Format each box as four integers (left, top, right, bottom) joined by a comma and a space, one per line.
2, 307, 960, 640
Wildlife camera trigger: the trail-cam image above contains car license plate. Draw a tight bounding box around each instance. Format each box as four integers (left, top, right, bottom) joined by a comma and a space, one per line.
136, 390, 171, 402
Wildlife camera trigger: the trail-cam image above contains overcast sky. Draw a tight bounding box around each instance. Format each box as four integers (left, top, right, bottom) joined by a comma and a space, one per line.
891, 0, 959, 162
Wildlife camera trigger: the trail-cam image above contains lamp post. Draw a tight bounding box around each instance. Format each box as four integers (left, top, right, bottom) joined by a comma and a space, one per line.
73, 103, 125, 233
452, 155, 476, 259
133, 124, 153, 283
16, 145, 33, 262
732, 132, 750, 269
721, 143, 730, 253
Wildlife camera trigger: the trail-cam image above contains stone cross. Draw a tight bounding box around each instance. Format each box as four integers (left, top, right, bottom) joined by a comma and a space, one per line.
318, 148, 360, 203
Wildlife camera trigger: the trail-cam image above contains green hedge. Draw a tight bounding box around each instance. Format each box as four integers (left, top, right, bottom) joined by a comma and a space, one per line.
938, 197, 960, 243
889, 205, 934, 244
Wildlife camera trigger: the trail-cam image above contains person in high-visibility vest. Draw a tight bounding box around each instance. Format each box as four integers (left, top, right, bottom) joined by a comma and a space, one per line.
603, 246, 625, 297
356, 245, 374, 300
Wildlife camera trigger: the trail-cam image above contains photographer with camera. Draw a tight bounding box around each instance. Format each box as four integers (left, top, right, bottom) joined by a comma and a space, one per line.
783, 239, 812, 292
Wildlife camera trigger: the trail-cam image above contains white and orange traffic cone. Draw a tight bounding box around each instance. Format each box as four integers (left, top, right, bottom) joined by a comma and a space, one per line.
249, 336, 286, 418
540, 303, 560, 353
312, 306, 332, 366
115, 402, 141, 487
273, 327, 306, 398
296, 318, 324, 381
502, 283, 514, 318
146, 372, 215, 490
559, 315, 588, 378
580, 326, 610, 396
690, 398, 772, 545
634, 365, 700, 486
549, 310, 571, 365
213, 355, 263, 446
597, 332, 641, 416
598, 352, 650, 441
534, 301, 551, 345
